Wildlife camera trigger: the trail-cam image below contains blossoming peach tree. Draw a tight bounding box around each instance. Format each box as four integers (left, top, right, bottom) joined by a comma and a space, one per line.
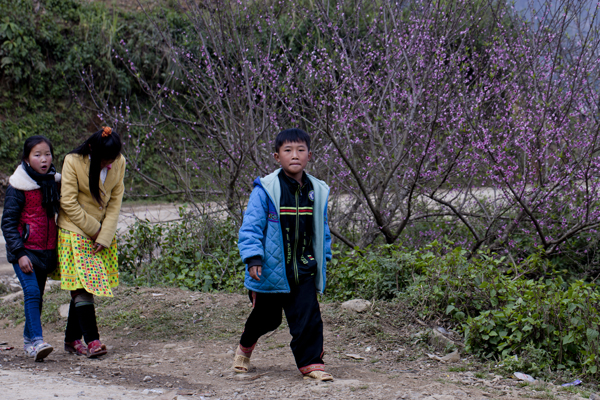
87, 0, 600, 261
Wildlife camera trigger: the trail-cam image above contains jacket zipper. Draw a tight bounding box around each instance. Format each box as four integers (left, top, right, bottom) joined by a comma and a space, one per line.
293, 185, 300, 285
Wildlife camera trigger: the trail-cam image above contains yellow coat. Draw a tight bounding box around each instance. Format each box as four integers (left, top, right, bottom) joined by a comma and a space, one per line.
57, 154, 126, 248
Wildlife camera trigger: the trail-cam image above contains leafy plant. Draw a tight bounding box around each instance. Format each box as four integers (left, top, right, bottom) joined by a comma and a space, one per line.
465, 278, 600, 376
393, 240, 600, 378
118, 206, 244, 292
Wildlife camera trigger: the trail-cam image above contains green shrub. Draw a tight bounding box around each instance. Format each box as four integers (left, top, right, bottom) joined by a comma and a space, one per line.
465, 278, 600, 376
393, 241, 600, 378
118, 206, 244, 292
397, 241, 507, 321
325, 244, 417, 301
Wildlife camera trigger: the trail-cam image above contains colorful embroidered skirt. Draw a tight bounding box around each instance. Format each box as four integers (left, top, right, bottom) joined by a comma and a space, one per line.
50, 228, 119, 297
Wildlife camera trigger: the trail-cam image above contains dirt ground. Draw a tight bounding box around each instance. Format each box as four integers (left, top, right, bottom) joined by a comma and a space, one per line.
0, 285, 594, 400
0, 204, 595, 400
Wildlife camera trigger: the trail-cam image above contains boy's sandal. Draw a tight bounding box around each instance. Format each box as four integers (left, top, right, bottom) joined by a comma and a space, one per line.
232, 354, 251, 373
303, 371, 334, 381
33, 342, 53, 361
86, 340, 107, 358
64, 340, 87, 356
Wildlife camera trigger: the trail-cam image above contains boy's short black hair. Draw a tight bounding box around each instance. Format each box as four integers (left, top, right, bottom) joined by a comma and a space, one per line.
274, 128, 311, 152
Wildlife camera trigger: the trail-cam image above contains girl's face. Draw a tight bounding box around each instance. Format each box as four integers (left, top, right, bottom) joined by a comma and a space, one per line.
27, 142, 53, 174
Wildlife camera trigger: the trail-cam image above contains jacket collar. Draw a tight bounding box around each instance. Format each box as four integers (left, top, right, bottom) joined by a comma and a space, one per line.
9, 164, 61, 191
279, 170, 308, 187
256, 168, 329, 213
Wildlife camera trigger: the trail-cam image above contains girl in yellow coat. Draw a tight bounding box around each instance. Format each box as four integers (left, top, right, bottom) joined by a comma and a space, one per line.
52, 127, 125, 358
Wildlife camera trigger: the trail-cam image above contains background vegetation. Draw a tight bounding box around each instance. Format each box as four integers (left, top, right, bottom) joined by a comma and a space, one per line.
0, 0, 179, 200
2, 0, 600, 385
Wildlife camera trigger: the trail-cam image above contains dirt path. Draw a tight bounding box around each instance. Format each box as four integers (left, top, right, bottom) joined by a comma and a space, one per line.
0, 204, 594, 399
1, 286, 591, 400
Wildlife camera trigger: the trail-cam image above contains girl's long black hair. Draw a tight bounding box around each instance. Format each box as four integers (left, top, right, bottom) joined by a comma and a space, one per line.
69, 127, 122, 206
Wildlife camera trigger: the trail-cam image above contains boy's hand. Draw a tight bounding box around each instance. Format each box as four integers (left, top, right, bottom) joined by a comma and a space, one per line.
249, 266, 262, 281
18, 255, 33, 274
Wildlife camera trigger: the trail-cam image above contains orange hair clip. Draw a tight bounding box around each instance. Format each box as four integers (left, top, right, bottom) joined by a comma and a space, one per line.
101, 126, 112, 138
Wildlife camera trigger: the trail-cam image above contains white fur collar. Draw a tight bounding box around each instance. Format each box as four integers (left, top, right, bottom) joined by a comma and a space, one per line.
9, 164, 61, 191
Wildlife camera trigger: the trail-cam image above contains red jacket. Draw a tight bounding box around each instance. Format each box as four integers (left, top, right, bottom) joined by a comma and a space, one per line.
1, 165, 60, 263
19, 189, 58, 250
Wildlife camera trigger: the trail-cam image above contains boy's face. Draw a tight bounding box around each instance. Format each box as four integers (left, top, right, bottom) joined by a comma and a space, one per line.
274, 141, 312, 182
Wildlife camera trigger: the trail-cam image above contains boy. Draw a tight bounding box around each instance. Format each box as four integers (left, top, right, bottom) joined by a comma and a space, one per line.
232, 128, 333, 381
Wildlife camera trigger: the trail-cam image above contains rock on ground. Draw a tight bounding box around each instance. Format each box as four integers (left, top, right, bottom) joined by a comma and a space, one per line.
341, 299, 372, 313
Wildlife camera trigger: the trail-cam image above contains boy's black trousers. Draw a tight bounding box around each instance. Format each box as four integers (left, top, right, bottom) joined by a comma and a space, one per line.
240, 277, 324, 371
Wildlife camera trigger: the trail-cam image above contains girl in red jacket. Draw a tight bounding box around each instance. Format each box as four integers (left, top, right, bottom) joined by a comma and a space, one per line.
1, 136, 61, 361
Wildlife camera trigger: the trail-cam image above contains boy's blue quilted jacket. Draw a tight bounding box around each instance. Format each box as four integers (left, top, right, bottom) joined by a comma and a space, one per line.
238, 169, 332, 293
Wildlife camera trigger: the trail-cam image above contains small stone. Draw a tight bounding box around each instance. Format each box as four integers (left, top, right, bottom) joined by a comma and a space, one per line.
345, 354, 365, 360
341, 299, 371, 313
59, 304, 70, 318
163, 344, 177, 350
590, 394, 600, 400
143, 375, 152, 382
441, 350, 460, 363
